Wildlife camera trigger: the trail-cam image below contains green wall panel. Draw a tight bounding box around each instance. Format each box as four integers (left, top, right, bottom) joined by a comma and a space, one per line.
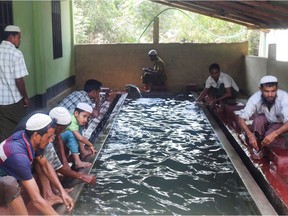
12, 0, 74, 97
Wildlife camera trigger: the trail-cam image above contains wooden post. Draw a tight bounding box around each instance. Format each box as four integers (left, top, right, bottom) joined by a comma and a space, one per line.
153, 17, 159, 44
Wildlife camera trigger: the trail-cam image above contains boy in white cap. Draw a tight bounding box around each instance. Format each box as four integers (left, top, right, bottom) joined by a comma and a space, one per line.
48, 107, 96, 184
61, 103, 96, 169
238, 75, 288, 156
0, 25, 29, 142
141, 49, 166, 92
0, 113, 74, 214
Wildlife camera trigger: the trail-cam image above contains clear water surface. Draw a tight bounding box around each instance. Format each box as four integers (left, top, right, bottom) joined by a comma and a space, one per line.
73, 97, 259, 215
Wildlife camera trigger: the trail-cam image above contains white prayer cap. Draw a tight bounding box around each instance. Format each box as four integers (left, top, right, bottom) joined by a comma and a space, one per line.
4, 25, 21, 33
259, 75, 278, 86
26, 114, 52, 131
148, 49, 157, 56
76, 103, 93, 114
49, 107, 71, 125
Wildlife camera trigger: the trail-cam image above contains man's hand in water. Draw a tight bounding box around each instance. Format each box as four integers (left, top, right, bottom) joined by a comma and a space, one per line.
247, 134, 259, 151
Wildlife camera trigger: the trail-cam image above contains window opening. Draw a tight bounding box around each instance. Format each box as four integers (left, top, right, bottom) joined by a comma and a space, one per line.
51, 0, 63, 59
0, 1, 13, 41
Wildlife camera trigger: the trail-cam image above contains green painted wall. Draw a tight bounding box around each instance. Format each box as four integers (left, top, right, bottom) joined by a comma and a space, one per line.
12, 0, 74, 97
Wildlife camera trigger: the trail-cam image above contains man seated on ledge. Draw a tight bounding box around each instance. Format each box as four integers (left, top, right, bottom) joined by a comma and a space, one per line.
237, 75, 288, 157
141, 49, 166, 92
195, 63, 239, 108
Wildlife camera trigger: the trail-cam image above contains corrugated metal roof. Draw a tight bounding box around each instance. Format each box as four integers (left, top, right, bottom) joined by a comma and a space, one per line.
152, 1, 288, 29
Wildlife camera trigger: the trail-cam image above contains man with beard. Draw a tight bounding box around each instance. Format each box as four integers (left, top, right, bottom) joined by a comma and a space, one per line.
238, 75, 288, 155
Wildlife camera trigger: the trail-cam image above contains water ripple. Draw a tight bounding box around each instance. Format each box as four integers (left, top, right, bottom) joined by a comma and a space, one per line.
73, 98, 259, 215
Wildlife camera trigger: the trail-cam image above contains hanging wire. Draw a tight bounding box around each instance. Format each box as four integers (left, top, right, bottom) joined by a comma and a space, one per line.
138, 8, 247, 42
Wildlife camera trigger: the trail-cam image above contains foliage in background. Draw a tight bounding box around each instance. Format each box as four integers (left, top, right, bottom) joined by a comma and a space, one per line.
74, 0, 259, 55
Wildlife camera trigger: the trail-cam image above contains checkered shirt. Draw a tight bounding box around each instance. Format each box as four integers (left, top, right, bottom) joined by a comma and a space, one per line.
0, 41, 29, 105
58, 90, 95, 113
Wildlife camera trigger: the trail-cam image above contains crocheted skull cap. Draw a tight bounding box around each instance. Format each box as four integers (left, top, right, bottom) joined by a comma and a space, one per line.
26, 114, 52, 130
5, 25, 21, 32
148, 49, 157, 56
259, 75, 278, 86
76, 103, 93, 114
49, 107, 71, 125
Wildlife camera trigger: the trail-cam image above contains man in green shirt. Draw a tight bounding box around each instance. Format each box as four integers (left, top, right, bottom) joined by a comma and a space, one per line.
142, 49, 166, 92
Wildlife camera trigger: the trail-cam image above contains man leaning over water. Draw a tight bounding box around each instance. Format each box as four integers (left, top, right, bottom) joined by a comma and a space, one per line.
0, 113, 74, 215
237, 75, 288, 157
58, 79, 102, 118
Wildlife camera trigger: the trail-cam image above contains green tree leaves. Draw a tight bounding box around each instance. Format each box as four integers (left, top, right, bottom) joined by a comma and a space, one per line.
74, 0, 259, 55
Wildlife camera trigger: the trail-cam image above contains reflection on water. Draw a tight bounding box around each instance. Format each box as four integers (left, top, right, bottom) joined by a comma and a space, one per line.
73, 98, 259, 215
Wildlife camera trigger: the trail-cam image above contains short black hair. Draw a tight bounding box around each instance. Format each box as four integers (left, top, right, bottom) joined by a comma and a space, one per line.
209, 63, 220, 72
83, 79, 102, 93
2, 31, 19, 40
260, 82, 278, 88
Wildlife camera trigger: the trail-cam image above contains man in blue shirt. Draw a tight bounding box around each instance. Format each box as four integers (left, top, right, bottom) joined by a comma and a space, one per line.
0, 113, 74, 214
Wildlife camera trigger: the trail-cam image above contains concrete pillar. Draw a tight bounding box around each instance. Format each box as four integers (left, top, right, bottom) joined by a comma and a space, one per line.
268, 43, 276, 60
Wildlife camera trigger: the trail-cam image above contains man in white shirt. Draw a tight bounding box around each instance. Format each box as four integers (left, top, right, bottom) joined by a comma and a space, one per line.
196, 63, 239, 108
0, 25, 29, 142
238, 75, 288, 153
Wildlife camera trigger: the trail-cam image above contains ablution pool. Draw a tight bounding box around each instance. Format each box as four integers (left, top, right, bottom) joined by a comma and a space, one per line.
72, 94, 269, 215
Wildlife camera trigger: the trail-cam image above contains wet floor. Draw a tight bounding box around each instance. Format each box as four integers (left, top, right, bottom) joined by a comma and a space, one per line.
73, 97, 260, 215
